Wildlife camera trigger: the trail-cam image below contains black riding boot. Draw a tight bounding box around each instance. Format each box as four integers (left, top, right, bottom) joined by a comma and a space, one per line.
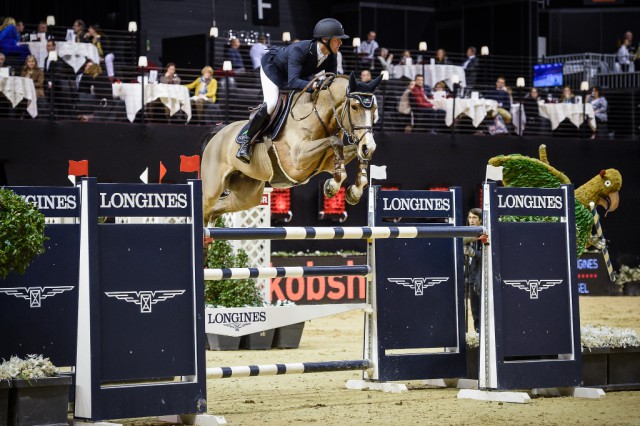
236, 103, 270, 164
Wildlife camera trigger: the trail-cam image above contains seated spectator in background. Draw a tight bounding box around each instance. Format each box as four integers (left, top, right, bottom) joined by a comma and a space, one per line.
431, 80, 448, 98
226, 38, 245, 72
72, 20, 89, 43
0, 52, 7, 71
410, 74, 445, 133
434, 48, 450, 65
35, 20, 52, 41
84, 24, 115, 78
560, 85, 575, 103
250, 35, 268, 70
399, 50, 412, 65
397, 80, 415, 133
184, 65, 217, 124
484, 76, 512, 124
0, 17, 30, 61
360, 69, 372, 83
357, 31, 378, 70
617, 36, 632, 72
522, 87, 549, 135
21, 55, 45, 98
588, 85, 608, 139
461, 46, 478, 89
160, 63, 180, 84
76, 62, 111, 120
377, 47, 394, 72
42, 39, 56, 72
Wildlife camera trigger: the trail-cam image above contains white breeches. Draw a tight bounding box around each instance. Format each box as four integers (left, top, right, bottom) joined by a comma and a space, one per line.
260, 67, 279, 114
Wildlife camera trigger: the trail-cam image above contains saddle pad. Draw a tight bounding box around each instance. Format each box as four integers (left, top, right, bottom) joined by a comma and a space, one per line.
235, 91, 295, 145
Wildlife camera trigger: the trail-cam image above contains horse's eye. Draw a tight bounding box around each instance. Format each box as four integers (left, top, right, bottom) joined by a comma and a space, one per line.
351, 104, 358, 111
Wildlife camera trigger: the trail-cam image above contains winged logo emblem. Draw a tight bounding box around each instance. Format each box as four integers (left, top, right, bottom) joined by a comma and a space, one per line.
104, 290, 185, 313
503, 279, 563, 299
0, 286, 74, 308
387, 277, 449, 296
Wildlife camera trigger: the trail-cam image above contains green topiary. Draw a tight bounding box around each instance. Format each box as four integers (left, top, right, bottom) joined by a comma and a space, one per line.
0, 188, 47, 279
204, 217, 263, 307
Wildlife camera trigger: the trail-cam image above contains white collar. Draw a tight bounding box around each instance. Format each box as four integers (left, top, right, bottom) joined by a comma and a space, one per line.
317, 42, 328, 63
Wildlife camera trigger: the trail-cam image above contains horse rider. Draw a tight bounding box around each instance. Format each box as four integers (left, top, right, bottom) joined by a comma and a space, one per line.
236, 18, 349, 164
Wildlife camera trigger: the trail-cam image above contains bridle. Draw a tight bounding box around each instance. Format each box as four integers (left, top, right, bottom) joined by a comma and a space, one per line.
290, 74, 376, 148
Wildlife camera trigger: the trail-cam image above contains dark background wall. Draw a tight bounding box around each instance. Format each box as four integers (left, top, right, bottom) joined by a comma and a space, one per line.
1, 120, 638, 268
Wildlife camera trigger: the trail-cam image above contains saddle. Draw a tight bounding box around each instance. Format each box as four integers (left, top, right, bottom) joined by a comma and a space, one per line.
235, 90, 296, 145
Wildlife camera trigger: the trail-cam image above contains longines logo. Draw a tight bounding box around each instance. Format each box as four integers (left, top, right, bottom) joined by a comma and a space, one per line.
0, 286, 74, 308
104, 290, 185, 313
387, 277, 449, 295
503, 279, 563, 299
207, 311, 267, 331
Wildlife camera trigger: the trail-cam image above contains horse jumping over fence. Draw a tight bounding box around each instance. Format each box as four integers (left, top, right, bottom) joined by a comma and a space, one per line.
201, 73, 382, 225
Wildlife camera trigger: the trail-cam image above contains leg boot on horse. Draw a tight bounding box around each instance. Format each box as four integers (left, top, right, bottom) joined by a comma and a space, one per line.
236, 103, 271, 164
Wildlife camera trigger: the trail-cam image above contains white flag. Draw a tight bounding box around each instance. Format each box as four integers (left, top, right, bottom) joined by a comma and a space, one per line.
370, 165, 387, 180
485, 165, 503, 181
140, 167, 149, 184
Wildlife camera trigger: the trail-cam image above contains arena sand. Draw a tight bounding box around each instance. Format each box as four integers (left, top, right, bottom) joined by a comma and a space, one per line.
124, 296, 640, 425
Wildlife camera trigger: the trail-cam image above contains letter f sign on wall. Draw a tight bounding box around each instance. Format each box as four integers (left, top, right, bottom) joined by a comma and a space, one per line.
252, 0, 279, 26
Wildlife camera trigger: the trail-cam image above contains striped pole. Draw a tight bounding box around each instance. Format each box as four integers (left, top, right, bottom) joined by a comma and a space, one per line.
206, 359, 371, 379
204, 225, 485, 240
204, 265, 372, 281
589, 203, 615, 281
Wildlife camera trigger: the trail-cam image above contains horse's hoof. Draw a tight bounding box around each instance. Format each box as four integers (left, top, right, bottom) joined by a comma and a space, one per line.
323, 179, 337, 199
345, 186, 361, 205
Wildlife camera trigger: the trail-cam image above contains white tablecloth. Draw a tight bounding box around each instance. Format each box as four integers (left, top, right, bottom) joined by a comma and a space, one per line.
112, 83, 192, 123
538, 102, 596, 131
431, 97, 498, 128
56, 42, 100, 73
0, 76, 38, 118
391, 64, 466, 90
20, 40, 48, 68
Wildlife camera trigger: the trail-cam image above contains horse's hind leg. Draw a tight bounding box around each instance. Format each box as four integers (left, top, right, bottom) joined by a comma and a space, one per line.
208, 173, 266, 220
203, 170, 233, 226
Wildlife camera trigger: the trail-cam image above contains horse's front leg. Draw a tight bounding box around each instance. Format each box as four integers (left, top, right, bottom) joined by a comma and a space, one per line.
323, 137, 346, 199
345, 160, 368, 205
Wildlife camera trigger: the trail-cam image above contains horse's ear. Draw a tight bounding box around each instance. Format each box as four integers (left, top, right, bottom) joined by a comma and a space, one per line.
348, 72, 358, 92
367, 74, 384, 92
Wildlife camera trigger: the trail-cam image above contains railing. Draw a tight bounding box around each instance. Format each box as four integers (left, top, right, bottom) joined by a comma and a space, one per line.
1, 25, 637, 139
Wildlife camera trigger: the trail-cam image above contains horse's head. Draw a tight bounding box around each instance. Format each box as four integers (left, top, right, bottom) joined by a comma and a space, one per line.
342, 72, 382, 161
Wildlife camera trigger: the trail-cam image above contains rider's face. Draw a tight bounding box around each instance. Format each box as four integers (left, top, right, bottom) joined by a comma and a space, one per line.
329, 37, 342, 54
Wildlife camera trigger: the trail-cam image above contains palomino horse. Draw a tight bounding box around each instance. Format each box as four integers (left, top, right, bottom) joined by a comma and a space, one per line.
201, 72, 382, 224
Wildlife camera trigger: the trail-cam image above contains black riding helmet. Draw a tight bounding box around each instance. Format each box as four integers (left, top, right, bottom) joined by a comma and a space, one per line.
313, 18, 349, 56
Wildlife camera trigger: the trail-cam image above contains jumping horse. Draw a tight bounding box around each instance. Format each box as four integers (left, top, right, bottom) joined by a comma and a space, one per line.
201, 72, 382, 224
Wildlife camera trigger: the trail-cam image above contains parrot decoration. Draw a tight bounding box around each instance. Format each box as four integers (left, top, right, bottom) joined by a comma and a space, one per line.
488, 145, 622, 256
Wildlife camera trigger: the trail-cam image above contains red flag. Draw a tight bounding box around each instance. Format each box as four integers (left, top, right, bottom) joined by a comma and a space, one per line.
159, 161, 167, 183
179, 155, 201, 178
68, 160, 89, 177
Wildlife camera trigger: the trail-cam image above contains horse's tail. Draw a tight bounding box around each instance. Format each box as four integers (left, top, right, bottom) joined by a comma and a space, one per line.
200, 123, 228, 154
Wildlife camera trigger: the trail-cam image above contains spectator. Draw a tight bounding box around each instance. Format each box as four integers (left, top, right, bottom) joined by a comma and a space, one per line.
461, 46, 478, 89
226, 38, 245, 72
357, 31, 378, 70
377, 47, 394, 72
588, 85, 608, 139
399, 50, 412, 65
431, 80, 448, 98
72, 20, 88, 43
464, 208, 483, 333
0, 17, 30, 61
76, 62, 111, 119
397, 80, 415, 133
85, 24, 115, 78
484, 76, 512, 124
617, 37, 632, 72
184, 65, 218, 124
410, 74, 445, 133
21, 55, 44, 97
560, 85, 575, 103
624, 31, 635, 61
434, 48, 450, 65
160, 63, 180, 84
360, 69, 372, 83
250, 35, 268, 70
522, 87, 549, 135
42, 39, 57, 72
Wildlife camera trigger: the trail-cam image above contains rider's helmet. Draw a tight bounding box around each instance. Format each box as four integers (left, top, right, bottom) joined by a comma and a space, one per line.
313, 18, 349, 39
